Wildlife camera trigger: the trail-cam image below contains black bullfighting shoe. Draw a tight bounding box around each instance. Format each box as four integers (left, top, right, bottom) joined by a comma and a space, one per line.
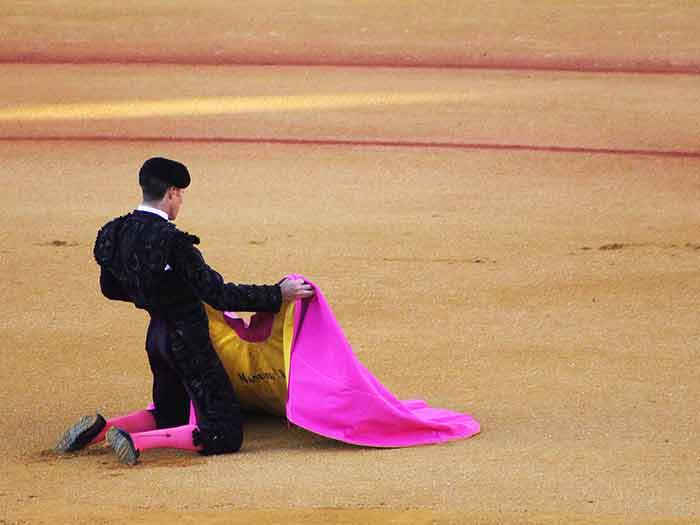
106, 427, 140, 465
54, 414, 107, 453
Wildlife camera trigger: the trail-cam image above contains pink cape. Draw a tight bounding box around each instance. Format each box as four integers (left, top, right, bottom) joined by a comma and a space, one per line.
283, 274, 480, 447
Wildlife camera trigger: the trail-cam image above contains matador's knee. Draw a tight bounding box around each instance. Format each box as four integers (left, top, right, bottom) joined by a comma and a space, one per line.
193, 424, 243, 455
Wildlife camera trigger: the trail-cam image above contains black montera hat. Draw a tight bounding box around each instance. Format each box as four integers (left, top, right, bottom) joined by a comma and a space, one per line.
139, 157, 191, 188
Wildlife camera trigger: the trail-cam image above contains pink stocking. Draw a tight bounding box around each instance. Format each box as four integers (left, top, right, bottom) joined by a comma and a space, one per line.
130, 424, 202, 452
128, 402, 201, 452
188, 401, 198, 425
89, 409, 157, 445
92, 402, 201, 451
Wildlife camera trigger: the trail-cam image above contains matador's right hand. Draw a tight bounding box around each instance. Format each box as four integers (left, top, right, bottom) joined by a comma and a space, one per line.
280, 278, 314, 302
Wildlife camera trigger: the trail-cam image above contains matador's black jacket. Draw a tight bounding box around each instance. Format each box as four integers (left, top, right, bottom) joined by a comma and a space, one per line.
93, 209, 282, 454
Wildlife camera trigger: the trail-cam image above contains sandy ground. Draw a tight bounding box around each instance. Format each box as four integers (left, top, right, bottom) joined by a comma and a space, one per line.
2, 1, 700, 71
2, 2, 700, 524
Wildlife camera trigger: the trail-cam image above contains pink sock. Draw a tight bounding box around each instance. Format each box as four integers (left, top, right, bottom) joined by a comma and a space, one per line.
90, 409, 157, 445
188, 401, 198, 425
130, 424, 202, 452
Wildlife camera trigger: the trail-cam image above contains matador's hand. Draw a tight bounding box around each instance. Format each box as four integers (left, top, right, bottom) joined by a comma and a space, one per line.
280, 278, 314, 302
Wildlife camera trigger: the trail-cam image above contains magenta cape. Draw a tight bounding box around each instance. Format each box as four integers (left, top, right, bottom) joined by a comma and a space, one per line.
280, 275, 480, 447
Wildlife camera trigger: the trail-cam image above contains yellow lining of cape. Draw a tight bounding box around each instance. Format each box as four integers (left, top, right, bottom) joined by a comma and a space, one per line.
206, 302, 294, 417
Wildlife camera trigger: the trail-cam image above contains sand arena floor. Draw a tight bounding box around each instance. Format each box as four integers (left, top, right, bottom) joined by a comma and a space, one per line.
1, 2, 699, 524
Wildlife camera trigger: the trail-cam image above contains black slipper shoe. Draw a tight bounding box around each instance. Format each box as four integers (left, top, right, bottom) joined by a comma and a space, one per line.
55, 414, 107, 453
106, 427, 140, 465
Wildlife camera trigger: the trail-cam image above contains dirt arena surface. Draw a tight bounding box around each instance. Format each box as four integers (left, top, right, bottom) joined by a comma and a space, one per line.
3, 1, 700, 71
1, 2, 699, 524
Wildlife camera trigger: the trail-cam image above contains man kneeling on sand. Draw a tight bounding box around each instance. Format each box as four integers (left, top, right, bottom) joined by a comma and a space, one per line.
55, 157, 313, 464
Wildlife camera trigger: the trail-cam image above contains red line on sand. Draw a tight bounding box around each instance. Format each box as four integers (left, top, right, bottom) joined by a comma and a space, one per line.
2, 56, 700, 76
2, 135, 700, 159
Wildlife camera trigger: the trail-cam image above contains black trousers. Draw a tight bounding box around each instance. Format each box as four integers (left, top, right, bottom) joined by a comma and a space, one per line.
145, 303, 244, 454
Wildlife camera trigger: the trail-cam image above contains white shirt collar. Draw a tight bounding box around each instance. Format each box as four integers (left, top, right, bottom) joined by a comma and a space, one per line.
136, 204, 169, 221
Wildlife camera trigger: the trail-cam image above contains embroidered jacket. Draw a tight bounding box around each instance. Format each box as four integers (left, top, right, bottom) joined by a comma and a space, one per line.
93, 210, 282, 315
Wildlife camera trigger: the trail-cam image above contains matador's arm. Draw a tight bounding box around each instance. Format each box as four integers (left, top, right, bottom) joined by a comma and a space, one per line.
171, 236, 282, 313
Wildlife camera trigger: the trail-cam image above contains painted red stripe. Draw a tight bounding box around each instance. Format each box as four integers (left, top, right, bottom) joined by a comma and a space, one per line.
2, 56, 700, 76
1, 135, 699, 159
